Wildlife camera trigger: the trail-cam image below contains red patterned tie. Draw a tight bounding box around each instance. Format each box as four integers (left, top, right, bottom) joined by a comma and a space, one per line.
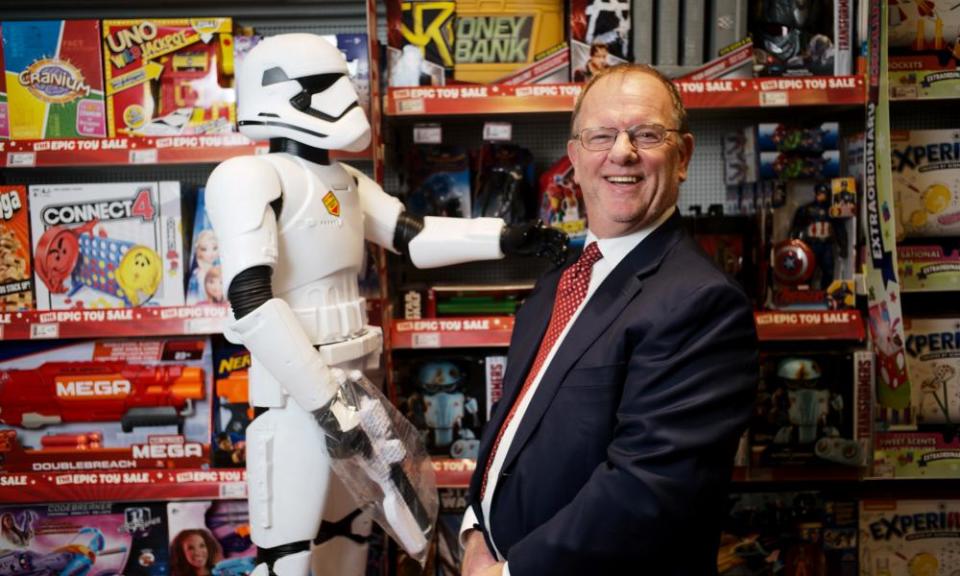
480, 242, 603, 498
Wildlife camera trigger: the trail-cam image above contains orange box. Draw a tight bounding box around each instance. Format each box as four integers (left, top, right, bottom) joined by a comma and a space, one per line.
0, 185, 33, 311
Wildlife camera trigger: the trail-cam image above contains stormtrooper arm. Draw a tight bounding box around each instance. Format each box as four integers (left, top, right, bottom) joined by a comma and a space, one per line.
345, 164, 568, 267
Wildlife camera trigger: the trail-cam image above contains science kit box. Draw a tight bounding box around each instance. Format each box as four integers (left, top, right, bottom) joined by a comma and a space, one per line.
904, 317, 960, 427
888, 0, 960, 99
101, 18, 235, 137
0, 501, 169, 576
0, 185, 33, 311
0, 337, 212, 474
860, 499, 960, 575
2, 20, 106, 139
891, 129, 960, 237
29, 182, 185, 310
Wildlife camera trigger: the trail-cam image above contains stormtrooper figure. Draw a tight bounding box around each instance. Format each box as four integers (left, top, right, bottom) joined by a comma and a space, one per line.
205, 34, 566, 576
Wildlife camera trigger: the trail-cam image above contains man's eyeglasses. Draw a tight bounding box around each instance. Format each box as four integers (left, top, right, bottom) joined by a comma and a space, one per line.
573, 123, 682, 152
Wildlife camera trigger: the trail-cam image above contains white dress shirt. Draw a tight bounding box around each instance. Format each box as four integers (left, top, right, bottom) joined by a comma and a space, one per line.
459, 207, 675, 573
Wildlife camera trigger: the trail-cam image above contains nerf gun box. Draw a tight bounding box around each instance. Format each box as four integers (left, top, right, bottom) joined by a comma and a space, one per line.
101, 18, 235, 136
167, 501, 255, 576
891, 129, 960, 237
0, 337, 212, 474
0, 502, 169, 576
570, 0, 630, 83
29, 181, 185, 310
860, 499, 960, 575
1, 20, 107, 139
211, 340, 250, 468
0, 185, 33, 311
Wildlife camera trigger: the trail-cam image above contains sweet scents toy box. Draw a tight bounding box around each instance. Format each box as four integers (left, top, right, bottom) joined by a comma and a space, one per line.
0, 337, 213, 474
2, 20, 107, 139
891, 129, 960, 237
101, 18, 235, 137
28, 182, 184, 310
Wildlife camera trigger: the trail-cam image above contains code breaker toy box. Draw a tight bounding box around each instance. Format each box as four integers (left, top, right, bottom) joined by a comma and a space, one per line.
0, 186, 33, 311
29, 182, 185, 310
0, 501, 169, 576
860, 499, 960, 575
0, 337, 213, 474
101, 18, 235, 137
891, 129, 960, 237
1, 20, 107, 139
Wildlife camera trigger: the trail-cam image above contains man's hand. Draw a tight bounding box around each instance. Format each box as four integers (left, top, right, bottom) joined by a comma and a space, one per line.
462, 529, 498, 576
476, 563, 506, 576
500, 220, 569, 266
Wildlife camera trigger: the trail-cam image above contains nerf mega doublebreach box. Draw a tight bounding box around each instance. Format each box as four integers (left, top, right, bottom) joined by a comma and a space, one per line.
29, 182, 185, 310
0, 337, 213, 474
102, 18, 235, 136
0, 502, 169, 576
860, 499, 960, 575
892, 129, 960, 237
0, 186, 33, 311
1, 20, 106, 139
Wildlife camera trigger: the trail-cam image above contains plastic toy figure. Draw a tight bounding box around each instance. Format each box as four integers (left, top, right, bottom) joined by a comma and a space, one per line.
205, 34, 567, 576
771, 358, 842, 445
415, 360, 480, 458
788, 183, 847, 289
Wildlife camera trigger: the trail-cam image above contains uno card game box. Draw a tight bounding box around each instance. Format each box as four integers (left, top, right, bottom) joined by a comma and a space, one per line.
2, 20, 106, 139
892, 129, 960, 237
860, 499, 960, 575
0, 186, 33, 311
29, 182, 185, 310
101, 18, 235, 137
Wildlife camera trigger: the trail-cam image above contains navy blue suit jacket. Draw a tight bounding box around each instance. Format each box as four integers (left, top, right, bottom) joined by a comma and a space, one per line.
468, 213, 758, 575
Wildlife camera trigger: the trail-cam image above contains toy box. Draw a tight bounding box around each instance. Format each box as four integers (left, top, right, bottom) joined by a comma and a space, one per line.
2, 20, 106, 139
904, 317, 960, 427
898, 242, 960, 291
751, 350, 868, 468
764, 179, 856, 310
0, 185, 33, 311
758, 122, 840, 154
211, 339, 250, 468
0, 502, 169, 576
101, 18, 235, 137
167, 501, 255, 576
873, 432, 960, 478
719, 492, 858, 575
29, 181, 185, 310
891, 129, 960, 237
888, 0, 960, 99
0, 337, 212, 474
403, 145, 471, 218
570, 0, 630, 83
322, 33, 370, 117
0, 23, 7, 139
386, 0, 568, 86
860, 499, 960, 575
472, 142, 535, 224
186, 188, 223, 306
539, 156, 588, 248
750, 0, 854, 77
759, 149, 841, 180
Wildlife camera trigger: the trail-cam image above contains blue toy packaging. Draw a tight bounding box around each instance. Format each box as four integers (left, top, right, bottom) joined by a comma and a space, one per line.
472, 142, 535, 224
210, 338, 250, 468
186, 188, 223, 306
166, 501, 255, 576
403, 145, 471, 218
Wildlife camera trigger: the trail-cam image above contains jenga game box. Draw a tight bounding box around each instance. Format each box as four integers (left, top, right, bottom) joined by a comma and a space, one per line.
0, 185, 33, 311
101, 18, 235, 137
1, 20, 106, 139
0, 337, 213, 474
0, 23, 8, 139
29, 182, 185, 310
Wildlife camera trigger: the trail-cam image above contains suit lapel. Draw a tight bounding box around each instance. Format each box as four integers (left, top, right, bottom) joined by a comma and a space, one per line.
500, 214, 685, 474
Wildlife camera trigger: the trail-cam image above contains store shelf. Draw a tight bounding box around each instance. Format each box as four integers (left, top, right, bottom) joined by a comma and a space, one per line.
432, 458, 475, 488
753, 309, 865, 342
0, 303, 228, 341
731, 466, 862, 485
384, 76, 865, 116
0, 468, 246, 504
390, 316, 515, 349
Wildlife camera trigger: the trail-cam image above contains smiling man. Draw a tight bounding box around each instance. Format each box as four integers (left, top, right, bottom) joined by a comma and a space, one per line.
460, 64, 759, 576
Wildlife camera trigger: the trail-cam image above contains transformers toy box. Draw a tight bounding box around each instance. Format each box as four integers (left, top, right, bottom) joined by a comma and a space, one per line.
386, 0, 568, 86
891, 129, 960, 237
101, 18, 235, 137
29, 182, 185, 310
860, 499, 960, 575
751, 350, 869, 468
0, 501, 169, 576
0, 186, 33, 311
0, 337, 213, 474
167, 501, 255, 576
1, 20, 107, 139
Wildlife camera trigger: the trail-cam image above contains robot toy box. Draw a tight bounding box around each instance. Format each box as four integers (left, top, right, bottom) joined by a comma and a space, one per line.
211, 339, 250, 468
888, 0, 960, 99
0, 502, 169, 576
395, 353, 488, 460
570, 0, 630, 83
0, 337, 213, 474
764, 178, 856, 310
167, 500, 255, 576
101, 18, 235, 137
860, 499, 960, 575
891, 129, 960, 237
29, 181, 185, 310
386, 0, 568, 86
0, 186, 33, 311
186, 188, 223, 306
751, 350, 869, 468
750, 0, 854, 77
904, 317, 960, 429
873, 432, 960, 478
1, 20, 106, 139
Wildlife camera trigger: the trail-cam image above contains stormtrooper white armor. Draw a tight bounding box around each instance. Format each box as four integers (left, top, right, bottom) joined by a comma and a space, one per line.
205, 34, 566, 576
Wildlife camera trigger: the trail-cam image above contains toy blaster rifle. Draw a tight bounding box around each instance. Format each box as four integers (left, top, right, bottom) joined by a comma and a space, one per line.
0, 361, 204, 432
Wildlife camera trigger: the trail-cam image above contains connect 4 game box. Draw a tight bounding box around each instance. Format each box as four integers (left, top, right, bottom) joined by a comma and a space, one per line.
28, 182, 184, 310
1, 20, 106, 139
101, 18, 235, 137
0, 186, 33, 311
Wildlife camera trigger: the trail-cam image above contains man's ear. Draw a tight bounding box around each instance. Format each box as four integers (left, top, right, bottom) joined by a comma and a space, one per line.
677, 132, 695, 183
566, 139, 580, 185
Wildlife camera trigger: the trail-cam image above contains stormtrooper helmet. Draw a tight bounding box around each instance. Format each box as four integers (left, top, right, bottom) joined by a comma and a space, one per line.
237, 34, 370, 152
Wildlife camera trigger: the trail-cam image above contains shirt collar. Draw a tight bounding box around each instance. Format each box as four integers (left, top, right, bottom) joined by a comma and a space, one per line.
585, 205, 676, 270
